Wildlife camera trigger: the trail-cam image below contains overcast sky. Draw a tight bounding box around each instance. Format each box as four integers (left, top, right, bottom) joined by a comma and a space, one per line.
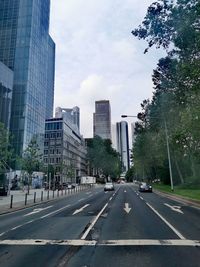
50, 0, 165, 138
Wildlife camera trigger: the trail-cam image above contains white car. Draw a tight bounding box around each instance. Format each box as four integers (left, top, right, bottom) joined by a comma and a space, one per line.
104, 182, 114, 191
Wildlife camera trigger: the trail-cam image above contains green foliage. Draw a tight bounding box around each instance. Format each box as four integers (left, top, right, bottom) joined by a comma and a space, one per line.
0, 122, 14, 174
125, 166, 135, 182
87, 136, 121, 179
132, 0, 200, 186
21, 138, 43, 176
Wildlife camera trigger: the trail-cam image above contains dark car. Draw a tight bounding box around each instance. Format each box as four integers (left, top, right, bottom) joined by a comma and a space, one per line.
0, 183, 8, 196
139, 182, 152, 192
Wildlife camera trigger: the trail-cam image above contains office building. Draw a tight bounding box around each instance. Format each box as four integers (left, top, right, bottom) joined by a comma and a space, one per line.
55, 106, 80, 132
93, 100, 111, 140
116, 121, 130, 172
44, 113, 87, 184
0, 61, 13, 129
0, 0, 55, 155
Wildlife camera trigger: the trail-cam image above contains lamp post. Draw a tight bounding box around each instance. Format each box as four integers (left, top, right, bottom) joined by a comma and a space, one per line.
121, 114, 174, 191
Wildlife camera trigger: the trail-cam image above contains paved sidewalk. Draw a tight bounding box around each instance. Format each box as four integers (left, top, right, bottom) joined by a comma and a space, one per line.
0, 185, 90, 214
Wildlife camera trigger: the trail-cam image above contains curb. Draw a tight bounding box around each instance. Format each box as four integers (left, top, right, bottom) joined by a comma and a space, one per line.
154, 190, 200, 209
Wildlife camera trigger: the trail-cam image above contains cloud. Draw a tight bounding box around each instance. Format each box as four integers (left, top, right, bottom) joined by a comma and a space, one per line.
50, 0, 165, 138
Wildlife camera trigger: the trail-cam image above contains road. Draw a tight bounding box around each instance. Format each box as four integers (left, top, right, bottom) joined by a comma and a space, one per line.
0, 184, 199, 267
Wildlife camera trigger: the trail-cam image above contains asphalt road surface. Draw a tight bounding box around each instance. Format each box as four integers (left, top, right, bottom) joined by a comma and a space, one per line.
0, 184, 199, 267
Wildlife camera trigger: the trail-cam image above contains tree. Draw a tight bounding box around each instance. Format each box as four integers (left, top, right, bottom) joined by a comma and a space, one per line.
131, 0, 200, 186
21, 138, 43, 193
87, 136, 121, 181
0, 122, 14, 182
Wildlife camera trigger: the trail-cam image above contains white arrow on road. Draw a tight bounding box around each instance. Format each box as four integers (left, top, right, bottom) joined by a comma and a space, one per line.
24, 206, 53, 217
164, 203, 184, 214
73, 204, 90, 215
124, 203, 131, 214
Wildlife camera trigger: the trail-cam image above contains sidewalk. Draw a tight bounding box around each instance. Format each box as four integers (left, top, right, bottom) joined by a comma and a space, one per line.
0, 185, 90, 215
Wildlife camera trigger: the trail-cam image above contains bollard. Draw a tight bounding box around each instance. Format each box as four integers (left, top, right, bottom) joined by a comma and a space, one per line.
41, 191, 43, 201
57, 190, 59, 197
53, 190, 55, 198
65, 188, 66, 195
25, 193, 28, 206
34, 192, 36, 203
61, 190, 63, 196
10, 195, 13, 209
47, 190, 49, 200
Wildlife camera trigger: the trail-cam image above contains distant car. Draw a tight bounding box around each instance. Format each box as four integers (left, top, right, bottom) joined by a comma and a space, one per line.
139, 182, 152, 192
67, 183, 75, 189
104, 182, 114, 191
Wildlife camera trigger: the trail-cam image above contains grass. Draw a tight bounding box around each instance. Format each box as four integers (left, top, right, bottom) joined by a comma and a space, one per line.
153, 183, 200, 201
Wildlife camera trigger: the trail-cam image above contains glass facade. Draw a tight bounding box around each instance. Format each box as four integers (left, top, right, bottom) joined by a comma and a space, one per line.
93, 100, 111, 140
0, 61, 13, 129
0, 0, 55, 155
116, 121, 130, 172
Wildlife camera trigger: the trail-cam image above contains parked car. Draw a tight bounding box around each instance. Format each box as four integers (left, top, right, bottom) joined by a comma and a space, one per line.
104, 182, 115, 191
0, 183, 8, 196
139, 182, 152, 192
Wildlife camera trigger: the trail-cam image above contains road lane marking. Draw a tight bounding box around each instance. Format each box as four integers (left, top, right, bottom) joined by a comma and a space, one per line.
146, 202, 185, 240
11, 220, 34, 231
81, 202, 108, 240
140, 196, 144, 200
124, 203, 131, 214
73, 204, 90, 215
124, 190, 127, 193
78, 198, 85, 202
164, 203, 184, 214
24, 206, 53, 217
40, 205, 71, 218
109, 197, 113, 201
0, 239, 199, 247
0, 232, 6, 237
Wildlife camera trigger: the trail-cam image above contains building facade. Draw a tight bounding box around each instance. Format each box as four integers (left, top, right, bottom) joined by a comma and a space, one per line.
55, 106, 80, 132
0, 0, 55, 155
93, 100, 111, 140
116, 121, 130, 172
0, 61, 13, 129
44, 117, 87, 184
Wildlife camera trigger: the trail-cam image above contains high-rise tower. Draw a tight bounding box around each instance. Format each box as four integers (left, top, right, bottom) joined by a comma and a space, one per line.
116, 121, 130, 172
93, 100, 111, 140
0, 0, 55, 155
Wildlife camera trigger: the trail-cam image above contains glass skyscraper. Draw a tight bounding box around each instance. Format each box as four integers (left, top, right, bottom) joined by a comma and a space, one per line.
93, 100, 111, 140
0, 61, 13, 129
116, 121, 130, 172
0, 0, 55, 155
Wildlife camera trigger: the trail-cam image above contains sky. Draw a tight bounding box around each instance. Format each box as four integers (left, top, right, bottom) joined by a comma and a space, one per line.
50, 0, 165, 138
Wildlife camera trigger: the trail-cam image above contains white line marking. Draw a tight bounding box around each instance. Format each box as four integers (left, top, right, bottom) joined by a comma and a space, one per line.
109, 197, 113, 201
11, 225, 23, 231
40, 205, 71, 218
124, 203, 131, 214
73, 204, 90, 215
24, 206, 53, 217
100, 239, 200, 246
140, 196, 144, 200
164, 203, 184, 214
0, 239, 199, 247
78, 198, 85, 202
86, 192, 92, 195
0, 232, 6, 237
146, 202, 185, 240
124, 190, 127, 193
81, 202, 108, 240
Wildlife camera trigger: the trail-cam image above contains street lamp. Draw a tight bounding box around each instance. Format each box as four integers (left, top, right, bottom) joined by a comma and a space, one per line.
121, 114, 174, 191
